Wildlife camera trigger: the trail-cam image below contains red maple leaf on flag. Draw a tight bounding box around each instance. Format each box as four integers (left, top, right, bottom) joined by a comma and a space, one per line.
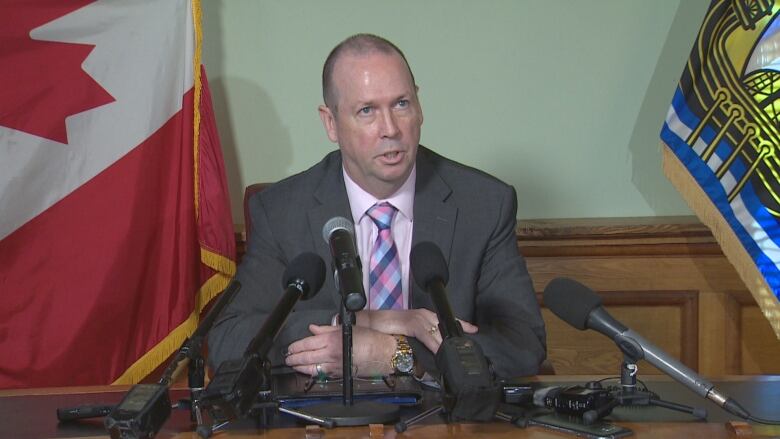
0, 0, 115, 144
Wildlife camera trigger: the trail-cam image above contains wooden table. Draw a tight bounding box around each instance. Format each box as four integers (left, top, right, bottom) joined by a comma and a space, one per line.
1, 375, 779, 438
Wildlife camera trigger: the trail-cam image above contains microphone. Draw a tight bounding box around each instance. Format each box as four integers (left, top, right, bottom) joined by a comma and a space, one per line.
543, 277, 751, 420
410, 241, 462, 339
200, 252, 326, 422
322, 217, 366, 311
245, 252, 326, 357
57, 404, 115, 422
410, 241, 499, 422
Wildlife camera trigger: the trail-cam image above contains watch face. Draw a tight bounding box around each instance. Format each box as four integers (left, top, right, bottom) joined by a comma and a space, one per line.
395, 354, 414, 373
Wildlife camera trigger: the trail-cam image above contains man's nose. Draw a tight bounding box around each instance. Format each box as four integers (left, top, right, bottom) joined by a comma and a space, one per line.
379, 110, 400, 138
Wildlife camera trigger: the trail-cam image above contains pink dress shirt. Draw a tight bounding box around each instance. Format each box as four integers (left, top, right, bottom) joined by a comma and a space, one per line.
343, 166, 416, 310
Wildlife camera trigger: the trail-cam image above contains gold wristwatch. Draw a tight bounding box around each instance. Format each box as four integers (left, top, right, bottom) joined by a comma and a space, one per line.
391, 335, 414, 374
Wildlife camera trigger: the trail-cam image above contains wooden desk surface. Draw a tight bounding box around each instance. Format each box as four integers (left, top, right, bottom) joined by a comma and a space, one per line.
2, 375, 779, 438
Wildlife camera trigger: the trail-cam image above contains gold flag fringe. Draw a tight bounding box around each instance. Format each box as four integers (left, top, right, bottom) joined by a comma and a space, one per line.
112, 0, 237, 385
662, 144, 780, 339
112, 271, 233, 385
201, 247, 236, 277
192, 0, 203, 218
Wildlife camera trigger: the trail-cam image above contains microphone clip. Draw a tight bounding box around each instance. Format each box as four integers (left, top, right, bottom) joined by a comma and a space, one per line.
436, 337, 501, 422
198, 355, 271, 423
577, 358, 707, 425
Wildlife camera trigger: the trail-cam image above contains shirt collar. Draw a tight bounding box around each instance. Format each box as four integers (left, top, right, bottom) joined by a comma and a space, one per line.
343, 165, 416, 224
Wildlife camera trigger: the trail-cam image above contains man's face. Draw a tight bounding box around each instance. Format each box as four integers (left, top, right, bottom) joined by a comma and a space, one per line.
319, 51, 423, 198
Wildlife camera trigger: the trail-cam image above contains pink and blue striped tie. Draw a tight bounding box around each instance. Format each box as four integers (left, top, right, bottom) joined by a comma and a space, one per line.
367, 202, 403, 310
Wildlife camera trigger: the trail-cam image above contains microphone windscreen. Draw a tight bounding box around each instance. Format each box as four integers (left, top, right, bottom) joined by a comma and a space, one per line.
543, 277, 602, 330
410, 241, 449, 288
283, 252, 326, 300
322, 216, 354, 243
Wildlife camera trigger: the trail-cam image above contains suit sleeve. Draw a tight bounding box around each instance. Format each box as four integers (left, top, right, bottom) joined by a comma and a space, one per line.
467, 185, 546, 377
206, 193, 335, 370
408, 185, 546, 379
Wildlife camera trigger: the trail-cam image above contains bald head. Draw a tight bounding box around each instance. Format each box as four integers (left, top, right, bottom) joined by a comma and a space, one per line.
322, 33, 416, 112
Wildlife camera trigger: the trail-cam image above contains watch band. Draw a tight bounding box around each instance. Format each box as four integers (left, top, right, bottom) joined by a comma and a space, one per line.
391, 335, 414, 374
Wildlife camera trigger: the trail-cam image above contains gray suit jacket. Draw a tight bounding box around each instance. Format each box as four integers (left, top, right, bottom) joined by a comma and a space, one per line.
207, 146, 546, 378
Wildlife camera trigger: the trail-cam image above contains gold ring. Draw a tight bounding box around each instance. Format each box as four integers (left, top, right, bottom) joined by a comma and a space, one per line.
429, 325, 439, 335
315, 363, 325, 377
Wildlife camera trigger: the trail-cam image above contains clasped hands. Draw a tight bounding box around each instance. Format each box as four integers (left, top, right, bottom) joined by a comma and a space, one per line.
284, 308, 478, 378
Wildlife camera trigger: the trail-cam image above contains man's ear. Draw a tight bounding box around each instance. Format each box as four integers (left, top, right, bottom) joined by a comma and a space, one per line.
318, 105, 338, 143
415, 85, 423, 126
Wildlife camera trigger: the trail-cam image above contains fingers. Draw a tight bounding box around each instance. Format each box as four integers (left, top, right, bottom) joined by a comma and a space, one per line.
288, 327, 391, 378
458, 319, 479, 333
417, 329, 442, 353
285, 331, 340, 371
416, 318, 478, 352
287, 333, 330, 355
416, 309, 438, 321
285, 346, 326, 368
290, 362, 340, 378
308, 324, 340, 335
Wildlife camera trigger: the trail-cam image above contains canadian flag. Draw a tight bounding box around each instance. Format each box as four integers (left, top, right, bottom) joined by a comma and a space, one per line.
0, 0, 235, 388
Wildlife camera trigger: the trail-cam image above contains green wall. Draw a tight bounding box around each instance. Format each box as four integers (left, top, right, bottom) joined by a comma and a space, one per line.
202, 0, 710, 221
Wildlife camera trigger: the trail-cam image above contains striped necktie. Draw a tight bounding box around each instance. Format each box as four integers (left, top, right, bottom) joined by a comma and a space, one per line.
366, 202, 403, 309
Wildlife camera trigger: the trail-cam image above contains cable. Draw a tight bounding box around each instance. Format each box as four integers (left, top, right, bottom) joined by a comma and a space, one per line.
748, 416, 780, 425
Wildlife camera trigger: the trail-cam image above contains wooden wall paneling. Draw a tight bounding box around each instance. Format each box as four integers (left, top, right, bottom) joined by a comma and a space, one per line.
733, 292, 780, 374
697, 292, 740, 376
525, 256, 747, 294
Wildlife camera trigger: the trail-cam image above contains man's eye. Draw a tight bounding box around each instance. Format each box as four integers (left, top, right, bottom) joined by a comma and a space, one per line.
397, 100, 409, 108
359, 107, 372, 115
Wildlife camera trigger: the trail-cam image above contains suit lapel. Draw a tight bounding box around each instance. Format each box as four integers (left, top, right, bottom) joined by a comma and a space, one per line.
308, 154, 352, 307
411, 148, 457, 309
308, 148, 457, 311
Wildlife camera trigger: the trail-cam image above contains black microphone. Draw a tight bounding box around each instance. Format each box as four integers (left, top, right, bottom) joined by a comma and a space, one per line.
410, 241, 462, 338
57, 404, 115, 422
322, 217, 366, 311
200, 252, 326, 422
543, 277, 751, 420
244, 252, 326, 357
410, 241, 499, 422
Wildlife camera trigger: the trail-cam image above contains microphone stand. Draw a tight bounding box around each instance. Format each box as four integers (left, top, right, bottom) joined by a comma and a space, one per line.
296, 301, 400, 426
581, 355, 707, 424
186, 354, 206, 423
58, 282, 240, 433
341, 306, 355, 406
163, 334, 208, 427
196, 253, 335, 435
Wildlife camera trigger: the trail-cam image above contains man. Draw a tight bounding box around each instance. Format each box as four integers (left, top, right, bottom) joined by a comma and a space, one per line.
207, 34, 546, 379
